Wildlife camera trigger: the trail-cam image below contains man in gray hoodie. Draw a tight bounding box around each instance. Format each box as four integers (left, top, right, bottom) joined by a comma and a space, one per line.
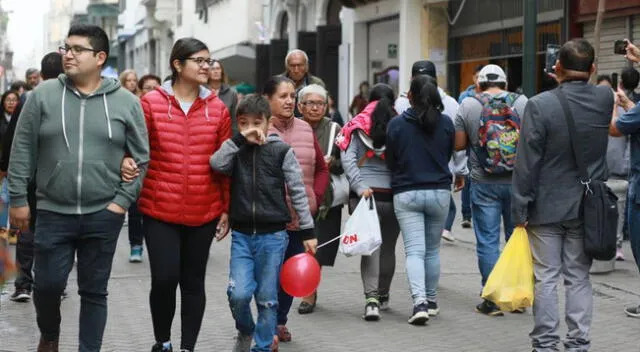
8, 24, 149, 352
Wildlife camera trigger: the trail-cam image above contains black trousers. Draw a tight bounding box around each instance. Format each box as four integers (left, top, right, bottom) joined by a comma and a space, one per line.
143, 215, 217, 351
14, 182, 37, 290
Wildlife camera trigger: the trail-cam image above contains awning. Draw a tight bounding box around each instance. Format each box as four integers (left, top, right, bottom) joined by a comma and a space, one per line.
212, 43, 256, 85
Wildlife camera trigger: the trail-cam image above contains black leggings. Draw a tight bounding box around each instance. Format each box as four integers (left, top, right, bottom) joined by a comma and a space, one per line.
143, 215, 217, 351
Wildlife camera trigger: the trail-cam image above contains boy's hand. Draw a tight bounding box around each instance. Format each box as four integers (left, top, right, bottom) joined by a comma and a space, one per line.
241, 128, 266, 145
454, 175, 465, 192
303, 238, 318, 254
121, 157, 139, 182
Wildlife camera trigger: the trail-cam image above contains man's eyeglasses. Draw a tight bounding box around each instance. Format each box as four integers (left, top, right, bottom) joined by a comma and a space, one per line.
59, 45, 100, 56
185, 57, 215, 67
301, 101, 327, 108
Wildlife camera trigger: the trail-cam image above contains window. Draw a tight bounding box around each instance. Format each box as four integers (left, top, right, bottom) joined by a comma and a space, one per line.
279, 12, 289, 39
119, 0, 126, 13
177, 0, 183, 26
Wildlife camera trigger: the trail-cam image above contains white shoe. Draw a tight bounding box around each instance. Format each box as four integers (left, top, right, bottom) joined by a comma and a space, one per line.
441, 230, 456, 242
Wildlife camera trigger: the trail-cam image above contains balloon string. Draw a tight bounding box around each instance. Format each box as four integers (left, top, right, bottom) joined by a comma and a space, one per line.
316, 234, 341, 249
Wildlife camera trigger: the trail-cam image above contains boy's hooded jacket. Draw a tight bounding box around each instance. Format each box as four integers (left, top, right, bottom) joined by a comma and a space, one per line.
138, 81, 231, 226
8, 74, 150, 214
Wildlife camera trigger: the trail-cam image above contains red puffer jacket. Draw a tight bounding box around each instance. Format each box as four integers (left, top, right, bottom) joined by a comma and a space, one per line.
138, 84, 231, 226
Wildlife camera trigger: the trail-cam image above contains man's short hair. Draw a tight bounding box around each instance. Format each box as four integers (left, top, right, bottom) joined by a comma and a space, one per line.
10, 80, 28, 92
558, 39, 594, 73
25, 68, 39, 79
236, 94, 271, 119
596, 74, 612, 86
40, 52, 63, 80
67, 24, 110, 58
284, 49, 309, 67
621, 67, 640, 91
137, 74, 162, 91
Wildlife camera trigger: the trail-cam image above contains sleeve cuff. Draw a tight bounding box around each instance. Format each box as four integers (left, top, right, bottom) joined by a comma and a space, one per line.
9, 195, 27, 208
231, 133, 248, 147
112, 193, 133, 210
297, 228, 315, 241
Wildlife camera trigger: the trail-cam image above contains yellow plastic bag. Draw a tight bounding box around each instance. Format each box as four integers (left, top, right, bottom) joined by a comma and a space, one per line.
481, 227, 534, 311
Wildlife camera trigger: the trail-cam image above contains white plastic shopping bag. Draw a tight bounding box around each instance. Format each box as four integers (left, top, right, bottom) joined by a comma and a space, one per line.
339, 196, 382, 257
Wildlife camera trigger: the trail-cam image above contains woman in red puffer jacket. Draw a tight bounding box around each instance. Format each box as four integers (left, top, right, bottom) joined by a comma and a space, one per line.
125, 38, 231, 352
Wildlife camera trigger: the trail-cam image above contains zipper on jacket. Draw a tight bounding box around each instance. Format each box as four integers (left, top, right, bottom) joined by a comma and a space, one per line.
252, 148, 256, 234
76, 98, 86, 214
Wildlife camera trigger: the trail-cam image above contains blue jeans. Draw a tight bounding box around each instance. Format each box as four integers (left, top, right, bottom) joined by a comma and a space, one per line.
444, 195, 456, 231
394, 189, 450, 305
471, 182, 514, 287
461, 175, 472, 220
628, 178, 640, 273
0, 179, 9, 227
228, 231, 288, 352
33, 209, 124, 351
277, 232, 305, 326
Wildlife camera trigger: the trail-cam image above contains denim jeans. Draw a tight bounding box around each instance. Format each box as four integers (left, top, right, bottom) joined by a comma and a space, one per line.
277, 232, 305, 326
33, 209, 124, 352
471, 182, 514, 287
127, 202, 144, 247
461, 175, 472, 219
394, 189, 450, 305
228, 231, 288, 352
628, 178, 640, 273
0, 179, 8, 227
444, 195, 456, 231
14, 230, 34, 290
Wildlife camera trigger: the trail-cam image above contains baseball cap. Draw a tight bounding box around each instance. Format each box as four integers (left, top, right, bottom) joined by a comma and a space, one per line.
477, 64, 507, 83
411, 60, 436, 78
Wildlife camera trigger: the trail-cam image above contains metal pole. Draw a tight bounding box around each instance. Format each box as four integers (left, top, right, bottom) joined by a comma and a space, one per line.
522, 0, 537, 97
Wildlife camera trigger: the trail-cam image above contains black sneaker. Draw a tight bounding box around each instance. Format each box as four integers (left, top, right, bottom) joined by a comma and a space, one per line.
408, 303, 429, 325
363, 298, 380, 321
427, 301, 440, 316
475, 299, 504, 317
624, 305, 640, 318
462, 218, 472, 228
9, 288, 31, 302
151, 343, 173, 352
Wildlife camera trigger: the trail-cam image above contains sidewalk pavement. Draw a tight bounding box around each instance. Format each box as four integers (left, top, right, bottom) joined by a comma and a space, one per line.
1, 193, 639, 351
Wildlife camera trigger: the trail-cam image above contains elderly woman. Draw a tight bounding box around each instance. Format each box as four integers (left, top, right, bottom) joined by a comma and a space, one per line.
119, 69, 139, 96
296, 84, 346, 315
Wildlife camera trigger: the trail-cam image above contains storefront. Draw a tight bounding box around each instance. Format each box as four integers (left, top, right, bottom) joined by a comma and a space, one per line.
339, 0, 422, 118
447, 0, 566, 98
578, 0, 640, 76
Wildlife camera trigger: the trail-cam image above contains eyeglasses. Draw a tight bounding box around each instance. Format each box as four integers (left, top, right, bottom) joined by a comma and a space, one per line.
185, 57, 215, 67
301, 101, 327, 108
5, 99, 18, 103
59, 44, 100, 56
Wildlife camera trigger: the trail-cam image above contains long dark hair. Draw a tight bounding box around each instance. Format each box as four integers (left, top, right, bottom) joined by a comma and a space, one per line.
368, 83, 395, 148
409, 75, 443, 134
169, 38, 209, 83
262, 76, 294, 98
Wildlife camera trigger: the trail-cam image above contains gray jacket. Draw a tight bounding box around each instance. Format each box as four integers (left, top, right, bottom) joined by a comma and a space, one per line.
217, 84, 238, 133
511, 81, 614, 226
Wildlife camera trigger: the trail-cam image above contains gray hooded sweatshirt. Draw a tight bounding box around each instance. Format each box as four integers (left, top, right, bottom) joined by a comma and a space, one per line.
9, 74, 150, 214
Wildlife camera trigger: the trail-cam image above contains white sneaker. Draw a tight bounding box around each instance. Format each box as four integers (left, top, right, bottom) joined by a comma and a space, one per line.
441, 230, 456, 242
363, 299, 380, 321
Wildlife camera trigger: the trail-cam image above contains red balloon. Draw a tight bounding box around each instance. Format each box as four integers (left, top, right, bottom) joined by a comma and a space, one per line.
280, 253, 321, 297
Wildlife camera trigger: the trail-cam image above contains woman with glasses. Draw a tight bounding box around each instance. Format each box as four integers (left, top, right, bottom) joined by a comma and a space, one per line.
295, 84, 346, 315
207, 59, 238, 133
0, 90, 19, 242
123, 38, 231, 352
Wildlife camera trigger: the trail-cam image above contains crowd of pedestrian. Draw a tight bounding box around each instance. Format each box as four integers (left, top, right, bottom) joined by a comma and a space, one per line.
2, 23, 640, 352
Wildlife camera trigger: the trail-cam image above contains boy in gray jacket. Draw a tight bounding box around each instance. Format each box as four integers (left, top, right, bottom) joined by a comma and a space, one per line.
8, 25, 149, 352
210, 94, 314, 352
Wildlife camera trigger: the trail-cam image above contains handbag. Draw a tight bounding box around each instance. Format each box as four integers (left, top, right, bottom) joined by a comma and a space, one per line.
553, 87, 619, 261
326, 122, 349, 207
